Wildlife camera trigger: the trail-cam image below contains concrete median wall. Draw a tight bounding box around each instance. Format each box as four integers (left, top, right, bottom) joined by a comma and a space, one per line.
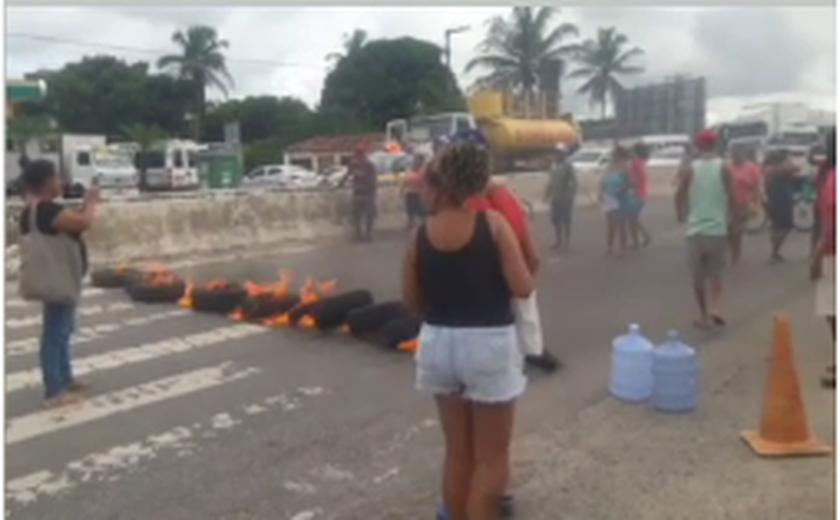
5, 170, 675, 277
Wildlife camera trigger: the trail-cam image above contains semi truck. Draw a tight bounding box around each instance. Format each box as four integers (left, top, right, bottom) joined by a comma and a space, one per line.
385, 91, 582, 173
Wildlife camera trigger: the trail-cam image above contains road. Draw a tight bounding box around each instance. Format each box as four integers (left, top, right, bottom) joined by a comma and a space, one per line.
5, 199, 834, 520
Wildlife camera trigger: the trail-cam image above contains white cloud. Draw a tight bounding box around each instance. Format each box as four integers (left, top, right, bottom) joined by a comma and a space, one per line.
6, 6, 836, 121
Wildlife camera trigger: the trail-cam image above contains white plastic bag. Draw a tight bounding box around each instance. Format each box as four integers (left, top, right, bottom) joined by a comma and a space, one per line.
512, 291, 544, 357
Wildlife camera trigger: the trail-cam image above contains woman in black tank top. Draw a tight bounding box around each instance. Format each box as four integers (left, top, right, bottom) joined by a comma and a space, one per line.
403, 141, 533, 520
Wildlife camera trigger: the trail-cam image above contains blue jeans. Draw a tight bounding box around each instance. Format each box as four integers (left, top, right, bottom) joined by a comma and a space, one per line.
40, 303, 77, 399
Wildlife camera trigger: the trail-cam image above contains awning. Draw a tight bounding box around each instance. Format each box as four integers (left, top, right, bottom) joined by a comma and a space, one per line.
7, 79, 47, 103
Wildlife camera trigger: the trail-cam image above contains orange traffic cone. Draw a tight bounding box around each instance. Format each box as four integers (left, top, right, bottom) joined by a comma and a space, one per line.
741, 314, 832, 457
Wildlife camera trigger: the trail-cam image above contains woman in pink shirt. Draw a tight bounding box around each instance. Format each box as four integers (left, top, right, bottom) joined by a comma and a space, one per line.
628, 143, 652, 248
810, 128, 835, 389
727, 146, 763, 265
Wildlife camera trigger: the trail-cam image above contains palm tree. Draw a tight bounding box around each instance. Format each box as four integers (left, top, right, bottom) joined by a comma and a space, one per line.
326, 29, 368, 65
157, 25, 234, 140
568, 27, 644, 119
465, 7, 579, 100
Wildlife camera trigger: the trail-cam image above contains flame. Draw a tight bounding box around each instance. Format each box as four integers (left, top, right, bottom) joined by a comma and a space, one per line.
316, 279, 338, 296
263, 314, 291, 328
178, 282, 195, 308
299, 278, 318, 305
341, 324, 351, 335
398, 339, 419, 353
146, 272, 179, 287
229, 309, 246, 321
206, 279, 227, 290
298, 315, 317, 329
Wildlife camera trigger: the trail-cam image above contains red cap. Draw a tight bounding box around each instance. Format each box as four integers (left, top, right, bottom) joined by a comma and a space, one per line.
694, 130, 718, 149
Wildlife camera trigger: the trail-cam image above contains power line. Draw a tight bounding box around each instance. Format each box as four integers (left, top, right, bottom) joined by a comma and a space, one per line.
7, 32, 323, 70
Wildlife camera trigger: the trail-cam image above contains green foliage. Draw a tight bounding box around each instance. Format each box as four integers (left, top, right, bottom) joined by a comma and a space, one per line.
320, 37, 465, 129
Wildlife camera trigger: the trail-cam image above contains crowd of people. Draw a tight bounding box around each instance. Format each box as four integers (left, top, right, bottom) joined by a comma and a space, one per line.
12, 122, 835, 519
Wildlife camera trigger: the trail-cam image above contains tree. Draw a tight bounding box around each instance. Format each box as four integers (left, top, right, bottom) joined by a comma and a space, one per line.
157, 25, 234, 140
320, 37, 465, 129
203, 95, 314, 144
465, 7, 579, 96
569, 27, 644, 119
326, 29, 368, 66
30, 56, 191, 138
121, 123, 168, 191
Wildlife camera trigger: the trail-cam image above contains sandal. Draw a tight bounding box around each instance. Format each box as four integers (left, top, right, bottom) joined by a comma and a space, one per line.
710, 315, 726, 327
821, 373, 835, 389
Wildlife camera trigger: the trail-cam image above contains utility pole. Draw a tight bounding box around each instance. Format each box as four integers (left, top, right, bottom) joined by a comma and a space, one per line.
444, 25, 470, 69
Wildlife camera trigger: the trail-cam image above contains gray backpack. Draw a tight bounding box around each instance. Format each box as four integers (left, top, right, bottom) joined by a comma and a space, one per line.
18, 203, 84, 304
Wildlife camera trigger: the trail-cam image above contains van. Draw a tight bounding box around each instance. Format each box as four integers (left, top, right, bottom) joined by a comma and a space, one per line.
136, 140, 202, 191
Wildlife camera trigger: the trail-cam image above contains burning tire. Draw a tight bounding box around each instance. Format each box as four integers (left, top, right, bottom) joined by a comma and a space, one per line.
126, 279, 187, 304
191, 284, 248, 314
91, 267, 140, 289
380, 316, 421, 351
301, 290, 375, 331
344, 301, 410, 337
238, 294, 301, 321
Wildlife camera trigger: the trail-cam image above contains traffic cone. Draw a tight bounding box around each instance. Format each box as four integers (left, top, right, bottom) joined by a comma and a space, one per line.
740, 314, 832, 458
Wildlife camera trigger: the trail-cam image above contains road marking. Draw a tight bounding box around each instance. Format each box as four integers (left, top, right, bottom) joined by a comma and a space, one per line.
6, 323, 267, 393
5, 386, 326, 508
6, 287, 107, 309
6, 309, 191, 357
6, 301, 136, 331
6, 363, 261, 446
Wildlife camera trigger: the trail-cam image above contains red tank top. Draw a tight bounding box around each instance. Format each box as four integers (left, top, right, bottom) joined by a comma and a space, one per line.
465, 184, 528, 242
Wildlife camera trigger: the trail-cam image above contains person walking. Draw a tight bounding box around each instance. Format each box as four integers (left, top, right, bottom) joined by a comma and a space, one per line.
402, 153, 427, 229
545, 144, 577, 250
18, 159, 99, 407
726, 145, 763, 265
810, 128, 836, 389
807, 143, 829, 256
337, 145, 378, 242
600, 146, 632, 256
403, 140, 533, 520
675, 131, 735, 330
763, 148, 799, 262
628, 143, 652, 248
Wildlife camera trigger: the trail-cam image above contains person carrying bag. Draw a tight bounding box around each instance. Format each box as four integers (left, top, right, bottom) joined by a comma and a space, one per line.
17, 159, 98, 406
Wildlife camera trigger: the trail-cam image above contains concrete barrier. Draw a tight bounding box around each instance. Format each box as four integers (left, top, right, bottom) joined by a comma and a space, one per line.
5, 171, 675, 278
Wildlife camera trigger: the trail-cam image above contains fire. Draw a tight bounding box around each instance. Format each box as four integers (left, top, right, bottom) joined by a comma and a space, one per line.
206, 279, 228, 290
298, 315, 317, 329
146, 272, 179, 287
341, 324, 351, 335
398, 339, 419, 353
263, 314, 291, 328
178, 282, 195, 308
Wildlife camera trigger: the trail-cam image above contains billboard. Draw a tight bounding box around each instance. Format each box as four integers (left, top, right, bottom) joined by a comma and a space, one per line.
615, 76, 706, 138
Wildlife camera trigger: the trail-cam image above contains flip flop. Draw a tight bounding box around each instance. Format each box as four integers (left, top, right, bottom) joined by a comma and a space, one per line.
711, 315, 726, 327
821, 373, 836, 389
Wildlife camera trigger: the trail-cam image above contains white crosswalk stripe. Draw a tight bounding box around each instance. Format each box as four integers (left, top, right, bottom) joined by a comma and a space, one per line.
5, 286, 332, 515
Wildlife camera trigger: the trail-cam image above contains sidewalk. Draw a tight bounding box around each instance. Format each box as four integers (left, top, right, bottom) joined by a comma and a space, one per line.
511, 289, 836, 520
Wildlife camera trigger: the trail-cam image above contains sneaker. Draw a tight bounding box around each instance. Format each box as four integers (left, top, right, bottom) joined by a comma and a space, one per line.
525, 350, 562, 374
44, 390, 84, 409
66, 380, 90, 393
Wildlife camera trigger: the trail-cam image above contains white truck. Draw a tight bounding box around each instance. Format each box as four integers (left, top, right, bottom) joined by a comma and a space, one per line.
6, 133, 139, 198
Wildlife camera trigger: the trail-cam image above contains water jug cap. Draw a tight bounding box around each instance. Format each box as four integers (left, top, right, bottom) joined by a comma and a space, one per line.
629, 323, 641, 334
668, 330, 680, 341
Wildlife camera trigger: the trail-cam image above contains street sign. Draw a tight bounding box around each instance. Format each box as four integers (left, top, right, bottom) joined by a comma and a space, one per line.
224, 122, 241, 144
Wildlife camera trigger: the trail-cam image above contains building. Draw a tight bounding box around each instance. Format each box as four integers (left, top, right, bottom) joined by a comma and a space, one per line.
614, 76, 706, 138
284, 133, 385, 172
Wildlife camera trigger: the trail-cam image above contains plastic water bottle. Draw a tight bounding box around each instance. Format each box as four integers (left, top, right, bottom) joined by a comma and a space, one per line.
653, 330, 699, 413
609, 324, 655, 403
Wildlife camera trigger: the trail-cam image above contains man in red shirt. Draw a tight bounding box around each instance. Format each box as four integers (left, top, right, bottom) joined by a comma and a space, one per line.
810, 127, 835, 389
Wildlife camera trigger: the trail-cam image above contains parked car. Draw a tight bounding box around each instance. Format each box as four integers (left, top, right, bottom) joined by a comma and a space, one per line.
647, 146, 688, 170
243, 164, 321, 190
570, 147, 610, 176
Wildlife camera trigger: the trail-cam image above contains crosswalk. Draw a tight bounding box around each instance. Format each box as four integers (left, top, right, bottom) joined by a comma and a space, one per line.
5, 285, 334, 517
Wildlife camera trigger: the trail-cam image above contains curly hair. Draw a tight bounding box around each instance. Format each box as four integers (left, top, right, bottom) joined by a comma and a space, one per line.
424, 141, 490, 205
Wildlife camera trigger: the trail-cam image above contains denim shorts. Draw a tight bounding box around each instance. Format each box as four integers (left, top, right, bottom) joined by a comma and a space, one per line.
415, 323, 526, 404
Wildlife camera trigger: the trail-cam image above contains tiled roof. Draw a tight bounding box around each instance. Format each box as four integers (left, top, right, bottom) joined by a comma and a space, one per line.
287, 133, 385, 154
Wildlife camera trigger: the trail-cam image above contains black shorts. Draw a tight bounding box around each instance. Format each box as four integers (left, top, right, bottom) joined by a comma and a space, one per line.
767, 200, 794, 231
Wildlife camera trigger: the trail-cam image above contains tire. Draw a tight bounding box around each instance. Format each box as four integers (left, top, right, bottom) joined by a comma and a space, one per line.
91, 267, 141, 289
126, 280, 186, 304
238, 294, 301, 321
345, 301, 410, 336
380, 316, 421, 351
191, 285, 248, 314
305, 290, 375, 331
793, 198, 814, 233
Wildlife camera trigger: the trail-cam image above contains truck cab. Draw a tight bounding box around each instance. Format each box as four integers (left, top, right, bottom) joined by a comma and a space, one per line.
136, 140, 202, 191
60, 135, 138, 198
386, 113, 476, 156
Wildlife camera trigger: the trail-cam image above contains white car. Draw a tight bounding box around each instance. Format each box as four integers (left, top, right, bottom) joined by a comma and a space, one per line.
243, 164, 321, 190
647, 146, 688, 170
570, 148, 610, 176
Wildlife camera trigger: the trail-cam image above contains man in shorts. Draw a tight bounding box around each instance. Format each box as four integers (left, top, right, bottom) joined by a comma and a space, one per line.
675, 131, 735, 329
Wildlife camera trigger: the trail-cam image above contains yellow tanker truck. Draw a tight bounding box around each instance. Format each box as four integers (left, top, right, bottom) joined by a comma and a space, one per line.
385, 90, 582, 173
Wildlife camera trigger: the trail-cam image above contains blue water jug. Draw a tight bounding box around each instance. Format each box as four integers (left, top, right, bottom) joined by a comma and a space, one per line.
609, 323, 655, 403
653, 330, 699, 413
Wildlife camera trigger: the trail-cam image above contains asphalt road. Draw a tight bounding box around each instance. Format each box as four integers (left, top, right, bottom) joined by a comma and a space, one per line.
5, 199, 830, 520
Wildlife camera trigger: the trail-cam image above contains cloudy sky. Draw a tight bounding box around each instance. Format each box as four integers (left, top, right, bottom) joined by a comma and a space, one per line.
6, 6, 837, 122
